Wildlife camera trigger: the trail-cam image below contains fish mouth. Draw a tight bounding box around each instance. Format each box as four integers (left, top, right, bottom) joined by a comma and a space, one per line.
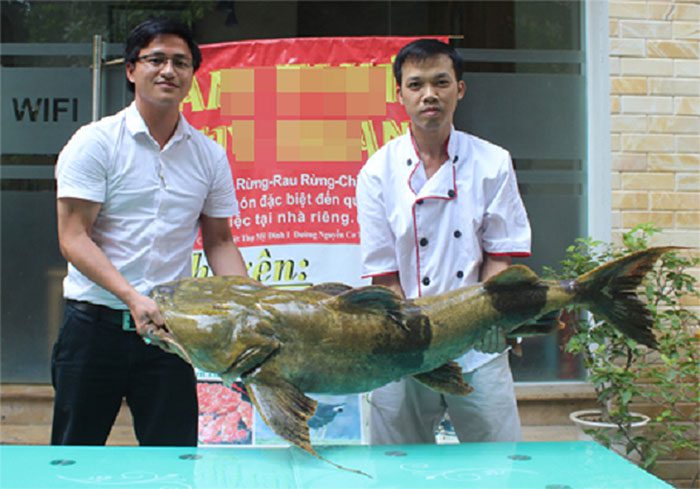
144, 325, 192, 365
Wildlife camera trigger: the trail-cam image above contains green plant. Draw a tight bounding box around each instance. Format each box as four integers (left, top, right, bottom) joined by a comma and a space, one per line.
545, 223, 699, 471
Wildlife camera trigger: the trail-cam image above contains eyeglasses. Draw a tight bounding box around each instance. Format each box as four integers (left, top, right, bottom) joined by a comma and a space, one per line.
136, 53, 193, 71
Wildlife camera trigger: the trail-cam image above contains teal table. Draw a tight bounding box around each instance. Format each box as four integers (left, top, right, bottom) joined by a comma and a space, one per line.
1, 442, 671, 488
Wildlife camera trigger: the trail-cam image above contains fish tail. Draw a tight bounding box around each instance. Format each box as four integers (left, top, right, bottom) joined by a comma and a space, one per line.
573, 246, 680, 349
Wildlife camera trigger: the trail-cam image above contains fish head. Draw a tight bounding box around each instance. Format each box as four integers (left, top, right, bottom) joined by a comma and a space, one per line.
147, 276, 272, 378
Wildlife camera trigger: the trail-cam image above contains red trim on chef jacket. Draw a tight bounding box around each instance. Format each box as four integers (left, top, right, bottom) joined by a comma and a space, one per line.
361, 270, 400, 280
486, 251, 532, 257
407, 160, 421, 195
407, 127, 458, 297
411, 203, 423, 297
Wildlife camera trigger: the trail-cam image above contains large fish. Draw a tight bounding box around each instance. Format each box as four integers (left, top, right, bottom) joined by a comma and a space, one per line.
145, 247, 671, 474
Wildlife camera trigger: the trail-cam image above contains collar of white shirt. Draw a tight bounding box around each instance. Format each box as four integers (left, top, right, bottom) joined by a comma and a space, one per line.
124, 102, 192, 149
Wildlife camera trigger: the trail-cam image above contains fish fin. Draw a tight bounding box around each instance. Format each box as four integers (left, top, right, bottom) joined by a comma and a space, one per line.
413, 361, 473, 396
472, 324, 508, 353
246, 379, 317, 456
576, 246, 682, 349
333, 286, 405, 329
223, 337, 280, 380
484, 265, 540, 291
247, 379, 371, 478
507, 311, 564, 338
308, 282, 354, 296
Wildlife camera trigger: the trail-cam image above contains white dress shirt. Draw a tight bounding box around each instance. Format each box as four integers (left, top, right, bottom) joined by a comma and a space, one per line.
356, 127, 531, 371
56, 102, 238, 309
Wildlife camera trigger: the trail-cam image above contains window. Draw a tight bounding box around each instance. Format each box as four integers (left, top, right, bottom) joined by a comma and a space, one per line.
1, 1, 586, 383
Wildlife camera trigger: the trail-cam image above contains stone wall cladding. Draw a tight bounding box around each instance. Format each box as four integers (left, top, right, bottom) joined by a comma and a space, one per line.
609, 5, 699, 487
609, 0, 699, 251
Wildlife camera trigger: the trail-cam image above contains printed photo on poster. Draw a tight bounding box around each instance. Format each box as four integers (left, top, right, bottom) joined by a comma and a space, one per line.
197, 376, 253, 446
254, 394, 362, 446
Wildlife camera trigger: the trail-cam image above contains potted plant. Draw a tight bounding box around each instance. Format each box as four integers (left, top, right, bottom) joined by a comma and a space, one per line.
544, 224, 699, 472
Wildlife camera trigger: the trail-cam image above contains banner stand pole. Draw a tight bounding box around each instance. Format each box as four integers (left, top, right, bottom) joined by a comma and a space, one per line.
91, 34, 103, 122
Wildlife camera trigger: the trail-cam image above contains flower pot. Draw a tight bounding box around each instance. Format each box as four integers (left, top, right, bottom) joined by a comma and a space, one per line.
569, 409, 650, 463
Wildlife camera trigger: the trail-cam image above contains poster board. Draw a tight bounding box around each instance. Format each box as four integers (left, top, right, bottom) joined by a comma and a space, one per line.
181, 36, 443, 446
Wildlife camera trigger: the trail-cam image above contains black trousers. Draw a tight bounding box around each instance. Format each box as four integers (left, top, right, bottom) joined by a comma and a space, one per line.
51, 300, 198, 446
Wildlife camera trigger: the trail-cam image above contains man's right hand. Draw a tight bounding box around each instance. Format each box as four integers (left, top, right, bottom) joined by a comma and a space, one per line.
125, 292, 166, 336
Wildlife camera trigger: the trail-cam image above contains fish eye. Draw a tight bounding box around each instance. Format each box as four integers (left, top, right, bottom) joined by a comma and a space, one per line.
155, 285, 176, 299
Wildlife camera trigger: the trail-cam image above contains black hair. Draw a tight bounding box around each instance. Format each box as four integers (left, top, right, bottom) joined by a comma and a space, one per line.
392, 39, 463, 86
124, 17, 202, 92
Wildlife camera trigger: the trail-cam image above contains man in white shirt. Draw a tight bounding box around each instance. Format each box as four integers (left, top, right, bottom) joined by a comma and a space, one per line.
356, 39, 531, 444
52, 18, 247, 446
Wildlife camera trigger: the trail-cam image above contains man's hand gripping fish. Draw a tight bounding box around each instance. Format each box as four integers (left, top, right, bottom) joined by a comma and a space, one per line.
145, 247, 673, 476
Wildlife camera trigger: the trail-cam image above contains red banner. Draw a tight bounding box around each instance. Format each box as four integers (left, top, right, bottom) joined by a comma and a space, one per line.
182, 37, 442, 249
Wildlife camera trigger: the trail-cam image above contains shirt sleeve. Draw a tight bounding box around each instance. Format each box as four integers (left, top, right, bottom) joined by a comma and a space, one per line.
356, 164, 399, 278
55, 125, 108, 203
481, 152, 531, 255
202, 152, 239, 218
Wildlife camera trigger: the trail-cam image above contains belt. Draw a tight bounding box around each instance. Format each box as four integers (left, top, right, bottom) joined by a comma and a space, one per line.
66, 299, 135, 331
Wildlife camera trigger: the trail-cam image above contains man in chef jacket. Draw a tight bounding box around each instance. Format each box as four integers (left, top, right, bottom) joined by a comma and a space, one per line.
356, 39, 531, 444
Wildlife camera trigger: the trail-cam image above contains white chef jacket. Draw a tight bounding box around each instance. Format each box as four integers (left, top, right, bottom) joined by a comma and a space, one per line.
356, 127, 531, 372
56, 102, 238, 309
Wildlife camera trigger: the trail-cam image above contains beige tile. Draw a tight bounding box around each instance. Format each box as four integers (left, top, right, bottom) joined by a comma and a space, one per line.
612, 133, 621, 151
649, 115, 700, 133
621, 58, 674, 76
621, 172, 676, 189
622, 211, 674, 227
611, 39, 647, 57
669, 3, 700, 21
650, 191, 700, 210
611, 77, 648, 94
610, 19, 620, 37
609, 56, 622, 76
610, 1, 648, 20
674, 59, 700, 77
611, 114, 647, 133
672, 21, 700, 41
612, 153, 648, 170
620, 95, 674, 114
677, 173, 700, 191
647, 40, 700, 59
611, 95, 621, 114
649, 153, 700, 171
675, 97, 700, 115
613, 191, 650, 209
621, 134, 675, 151
676, 211, 700, 228
648, 78, 700, 96
677, 134, 700, 152
647, 2, 676, 20
648, 230, 700, 247
620, 19, 673, 39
